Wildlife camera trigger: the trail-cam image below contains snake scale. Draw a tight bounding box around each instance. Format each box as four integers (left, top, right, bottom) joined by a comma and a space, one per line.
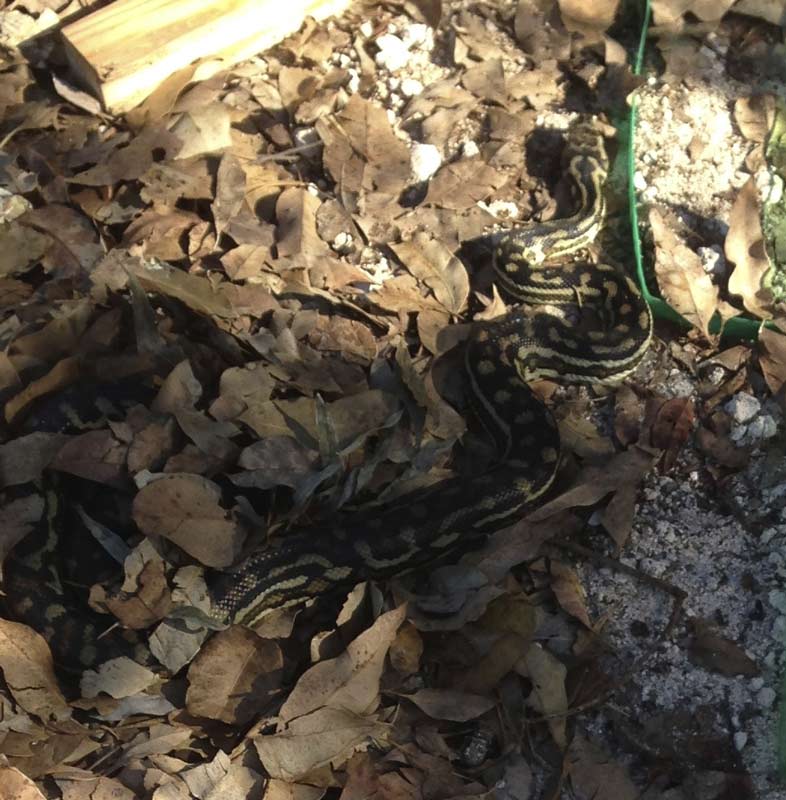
4, 119, 652, 666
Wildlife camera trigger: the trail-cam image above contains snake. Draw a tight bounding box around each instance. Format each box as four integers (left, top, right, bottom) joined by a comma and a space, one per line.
4, 119, 653, 665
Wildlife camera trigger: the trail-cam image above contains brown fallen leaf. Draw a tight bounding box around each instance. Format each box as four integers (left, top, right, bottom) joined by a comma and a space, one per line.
0, 765, 48, 800
650, 208, 725, 338
0, 619, 71, 722
649, 396, 696, 471
758, 326, 786, 398
404, 689, 495, 722
565, 735, 638, 800
734, 94, 776, 143
91, 557, 172, 629
726, 176, 774, 320
0, 433, 70, 488
388, 621, 423, 676
255, 706, 388, 783
132, 474, 246, 568
186, 626, 284, 725
279, 604, 407, 723
516, 644, 568, 748
535, 560, 591, 627
687, 621, 760, 677
391, 232, 469, 315
425, 158, 506, 211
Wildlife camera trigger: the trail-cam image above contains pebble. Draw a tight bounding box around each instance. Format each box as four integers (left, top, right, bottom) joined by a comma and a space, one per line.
462, 140, 480, 158
758, 687, 777, 708
725, 393, 761, 424
733, 732, 748, 751
633, 171, 647, 191
400, 77, 424, 98
411, 143, 442, 181
375, 34, 410, 71
746, 414, 778, 440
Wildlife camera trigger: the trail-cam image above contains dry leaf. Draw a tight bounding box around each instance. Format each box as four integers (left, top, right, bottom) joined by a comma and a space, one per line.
650, 208, 722, 338
186, 627, 284, 724
279, 604, 407, 722
517, 644, 567, 748
405, 688, 494, 722
726, 176, 774, 320
566, 735, 638, 800
0, 619, 71, 721
391, 232, 469, 314
759, 326, 786, 397
132, 474, 245, 568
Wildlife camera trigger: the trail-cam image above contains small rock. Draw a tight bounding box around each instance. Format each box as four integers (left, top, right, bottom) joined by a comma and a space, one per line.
401, 23, 431, 50
750, 677, 765, 691
633, 171, 647, 191
375, 34, 410, 71
733, 732, 748, 751
400, 77, 423, 98
411, 143, 442, 181
332, 232, 353, 254
725, 393, 761, 424
359, 20, 373, 37
758, 687, 777, 708
746, 414, 778, 440
462, 140, 480, 158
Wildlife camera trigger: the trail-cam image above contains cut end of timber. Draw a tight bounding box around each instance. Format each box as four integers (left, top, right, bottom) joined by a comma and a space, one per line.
61, 0, 354, 114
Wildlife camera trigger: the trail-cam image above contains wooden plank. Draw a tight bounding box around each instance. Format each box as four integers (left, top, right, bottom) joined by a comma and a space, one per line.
61, 0, 353, 114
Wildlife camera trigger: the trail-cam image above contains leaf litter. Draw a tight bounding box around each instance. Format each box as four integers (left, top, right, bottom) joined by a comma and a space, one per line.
0, 1, 785, 799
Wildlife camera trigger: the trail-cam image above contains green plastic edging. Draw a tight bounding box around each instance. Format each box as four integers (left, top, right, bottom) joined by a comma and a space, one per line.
627, 0, 769, 343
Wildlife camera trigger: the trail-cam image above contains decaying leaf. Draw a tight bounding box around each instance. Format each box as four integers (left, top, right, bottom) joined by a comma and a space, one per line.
186, 627, 284, 724
405, 688, 495, 722
0, 619, 71, 722
132, 474, 246, 568
650, 209, 724, 338
726, 177, 774, 319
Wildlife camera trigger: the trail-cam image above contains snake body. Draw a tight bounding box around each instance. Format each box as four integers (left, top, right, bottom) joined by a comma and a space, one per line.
207, 120, 653, 629
4, 121, 652, 662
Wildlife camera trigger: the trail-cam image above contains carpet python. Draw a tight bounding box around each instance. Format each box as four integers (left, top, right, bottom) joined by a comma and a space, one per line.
4, 119, 652, 665
206, 119, 653, 629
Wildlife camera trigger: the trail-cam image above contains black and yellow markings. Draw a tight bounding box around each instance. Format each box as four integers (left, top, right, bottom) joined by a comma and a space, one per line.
200, 119, 652, 629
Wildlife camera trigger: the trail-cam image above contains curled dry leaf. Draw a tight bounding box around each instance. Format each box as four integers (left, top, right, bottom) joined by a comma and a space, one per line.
726, 176, 774, 320
279, 604, 407, 722
186, 626, 284, 725
0, 619, 71, 722
132, 473, 245, 568
758, 325, 786, 397
650, 208, 723, 338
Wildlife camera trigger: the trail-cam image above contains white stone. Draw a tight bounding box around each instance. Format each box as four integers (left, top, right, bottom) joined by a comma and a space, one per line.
725, 393, 761, 424
411, 143, 442, 181
746, 414, 778, 440
401, 23, 431, 50
359, 20, 373, 37
462, 140, 480, 158
375, 34, 410, 71
633, 171, 647, 191
758, 687, 777, 708
733, 732, 748, 751
400, 77, 424, 98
